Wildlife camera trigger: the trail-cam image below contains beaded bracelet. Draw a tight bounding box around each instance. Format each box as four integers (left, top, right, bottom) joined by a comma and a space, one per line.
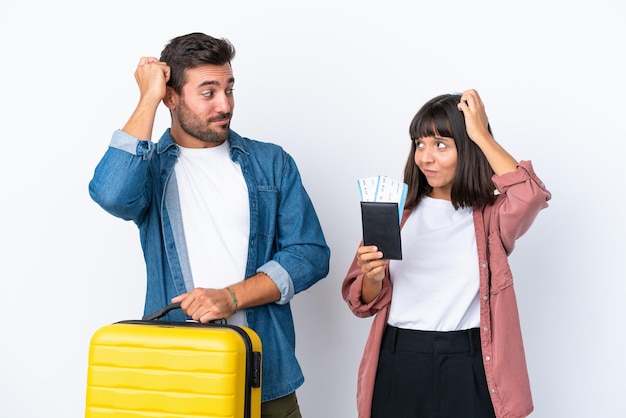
226, 287, 238, 313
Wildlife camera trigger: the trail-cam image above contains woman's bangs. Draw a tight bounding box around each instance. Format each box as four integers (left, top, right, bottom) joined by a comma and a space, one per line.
413, 109, 453, 139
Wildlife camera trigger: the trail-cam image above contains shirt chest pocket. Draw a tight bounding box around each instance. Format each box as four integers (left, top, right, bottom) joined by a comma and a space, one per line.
487, 233, 514, 293
255, 186, 280, 241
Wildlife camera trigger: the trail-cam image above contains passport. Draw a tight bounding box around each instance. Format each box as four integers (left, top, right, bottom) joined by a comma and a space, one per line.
360, 201, 402, 260
357, 175, 407, 260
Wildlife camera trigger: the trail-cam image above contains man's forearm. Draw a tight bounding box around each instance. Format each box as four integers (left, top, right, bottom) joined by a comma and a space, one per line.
227, 272, 282, 310
122, 97, 161, 140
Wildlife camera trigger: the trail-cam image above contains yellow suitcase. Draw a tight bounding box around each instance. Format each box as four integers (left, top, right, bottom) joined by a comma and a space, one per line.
85, 303, 262, 418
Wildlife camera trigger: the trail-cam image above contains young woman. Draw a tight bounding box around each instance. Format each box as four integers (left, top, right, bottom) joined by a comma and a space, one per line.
342, 89, 551, 418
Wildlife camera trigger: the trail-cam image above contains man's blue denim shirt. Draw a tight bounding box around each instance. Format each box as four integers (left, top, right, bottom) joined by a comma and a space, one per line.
89, 128, 331, 402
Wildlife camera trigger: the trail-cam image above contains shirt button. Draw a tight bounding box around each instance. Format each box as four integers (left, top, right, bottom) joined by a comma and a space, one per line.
481, 263, 487, 269
483, 327, 489, 332
483, 295, 488, 300
485, 356, 491, 361
490, 388, 496, 393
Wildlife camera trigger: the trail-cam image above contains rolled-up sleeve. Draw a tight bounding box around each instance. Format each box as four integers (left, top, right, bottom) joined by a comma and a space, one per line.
88, 130, 156, 223
257, 260, 294, 305
110, 129, 155, 157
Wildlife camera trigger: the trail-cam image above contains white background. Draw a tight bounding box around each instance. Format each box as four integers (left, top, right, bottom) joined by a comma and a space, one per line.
1, 1, 625, 417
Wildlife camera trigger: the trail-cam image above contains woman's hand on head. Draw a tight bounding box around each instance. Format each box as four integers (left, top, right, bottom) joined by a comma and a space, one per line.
457, 89, 492, 144
457, 89, 518, 175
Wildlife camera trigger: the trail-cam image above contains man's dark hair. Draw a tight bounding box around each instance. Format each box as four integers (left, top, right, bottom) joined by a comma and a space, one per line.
160, 32, 236, 94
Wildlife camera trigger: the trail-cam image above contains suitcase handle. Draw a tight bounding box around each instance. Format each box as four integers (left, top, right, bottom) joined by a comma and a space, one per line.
141, 303, 227, 324
142, 302, 182, 321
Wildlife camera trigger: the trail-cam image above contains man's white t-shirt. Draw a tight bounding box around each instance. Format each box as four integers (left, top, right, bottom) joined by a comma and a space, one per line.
174, 140, 249, 326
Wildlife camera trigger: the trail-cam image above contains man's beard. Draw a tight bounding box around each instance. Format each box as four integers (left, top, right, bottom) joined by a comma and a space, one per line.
175, 100, 231, 144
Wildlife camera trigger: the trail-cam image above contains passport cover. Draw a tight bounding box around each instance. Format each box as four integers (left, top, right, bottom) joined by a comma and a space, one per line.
360, 201, 402, 260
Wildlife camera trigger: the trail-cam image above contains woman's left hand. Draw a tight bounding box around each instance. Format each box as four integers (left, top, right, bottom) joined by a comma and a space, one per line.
457, 89, 519, 175
457, 89, 492, 144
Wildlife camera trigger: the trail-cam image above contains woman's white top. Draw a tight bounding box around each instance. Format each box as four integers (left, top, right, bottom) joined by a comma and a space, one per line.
174, 140, 249, 326
388, 196, 480, 331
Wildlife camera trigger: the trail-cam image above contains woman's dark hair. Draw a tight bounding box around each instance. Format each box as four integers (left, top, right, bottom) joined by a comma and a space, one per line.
402, 93, 496, 210
160, 32, 236, 94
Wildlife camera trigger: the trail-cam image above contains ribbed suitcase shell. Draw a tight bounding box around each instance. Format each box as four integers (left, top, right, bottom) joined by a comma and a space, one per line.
85, 319, 261, 418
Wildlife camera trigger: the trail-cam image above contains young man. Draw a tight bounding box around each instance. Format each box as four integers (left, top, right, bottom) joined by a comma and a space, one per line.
89, 32, 330, 417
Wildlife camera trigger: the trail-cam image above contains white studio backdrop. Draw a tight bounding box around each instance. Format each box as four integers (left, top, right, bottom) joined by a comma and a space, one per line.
1, 1, 624, 417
